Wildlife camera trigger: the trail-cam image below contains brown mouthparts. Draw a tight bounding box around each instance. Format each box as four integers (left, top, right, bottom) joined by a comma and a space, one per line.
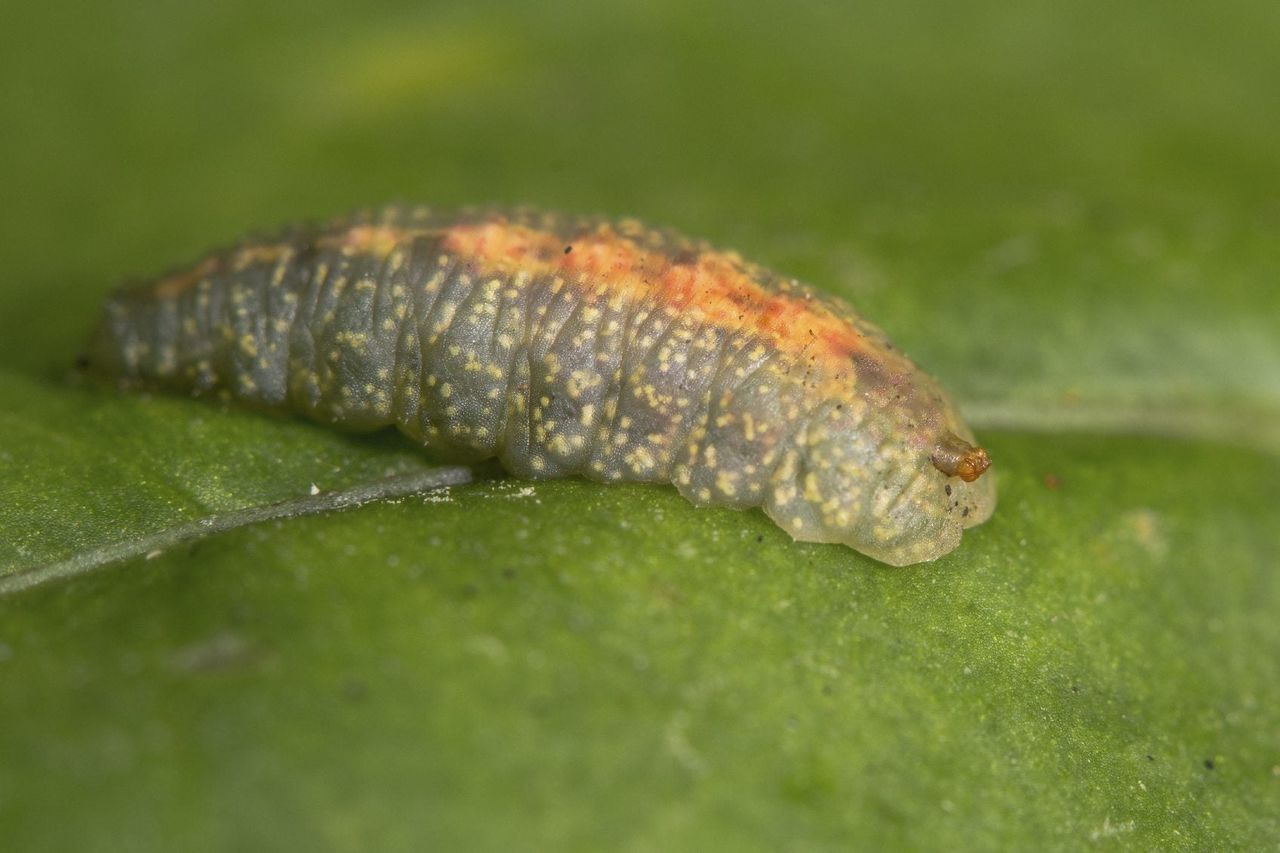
931, 433, 992, 483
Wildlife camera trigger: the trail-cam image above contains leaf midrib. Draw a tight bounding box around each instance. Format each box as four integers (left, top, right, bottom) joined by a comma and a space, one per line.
964, 397, 1280, 457
0, 467, 472, 596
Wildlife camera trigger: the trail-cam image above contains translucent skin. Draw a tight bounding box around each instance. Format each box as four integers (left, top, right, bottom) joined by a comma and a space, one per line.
85, 205, 995, 565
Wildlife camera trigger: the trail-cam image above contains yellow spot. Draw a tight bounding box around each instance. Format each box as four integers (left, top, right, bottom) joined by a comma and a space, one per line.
804, 472, 822, 503
335, 330, 369, 349
627, 446, 655, 472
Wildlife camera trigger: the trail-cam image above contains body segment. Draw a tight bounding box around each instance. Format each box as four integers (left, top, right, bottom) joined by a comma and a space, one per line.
86, 205, 994, 564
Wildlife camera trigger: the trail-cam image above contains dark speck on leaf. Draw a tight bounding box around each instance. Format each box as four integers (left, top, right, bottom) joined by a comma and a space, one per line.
1146, 755, 1155, 761
74, 353, 90, 370
944, 484, 952, 496
962, 507, 970, 517
564, 245, 572, 254
756, 534, 764, 543
1204, 758, 1215, 770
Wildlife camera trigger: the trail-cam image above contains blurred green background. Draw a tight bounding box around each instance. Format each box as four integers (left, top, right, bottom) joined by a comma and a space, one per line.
1, 0, 1277, 849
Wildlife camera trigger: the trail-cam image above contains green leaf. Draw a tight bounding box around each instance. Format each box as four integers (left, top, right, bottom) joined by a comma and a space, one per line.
2, 1, 1278, 849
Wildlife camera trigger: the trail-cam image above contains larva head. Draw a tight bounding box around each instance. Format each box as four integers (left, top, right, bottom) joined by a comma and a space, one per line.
930, 432, 992, 482
764, 390, 996, 566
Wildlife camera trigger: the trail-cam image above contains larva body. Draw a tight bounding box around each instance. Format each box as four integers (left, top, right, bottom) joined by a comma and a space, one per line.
86, 205, 994, 565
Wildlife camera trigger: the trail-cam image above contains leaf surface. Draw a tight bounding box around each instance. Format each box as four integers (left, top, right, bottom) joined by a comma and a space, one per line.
1, 1, 1278, 849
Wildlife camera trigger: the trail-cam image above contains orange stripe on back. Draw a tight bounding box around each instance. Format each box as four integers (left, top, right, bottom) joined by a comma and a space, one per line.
440, 221, 865, 362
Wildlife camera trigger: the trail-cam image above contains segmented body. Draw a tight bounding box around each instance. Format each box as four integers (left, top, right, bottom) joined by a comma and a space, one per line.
86, 205, 994, 564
